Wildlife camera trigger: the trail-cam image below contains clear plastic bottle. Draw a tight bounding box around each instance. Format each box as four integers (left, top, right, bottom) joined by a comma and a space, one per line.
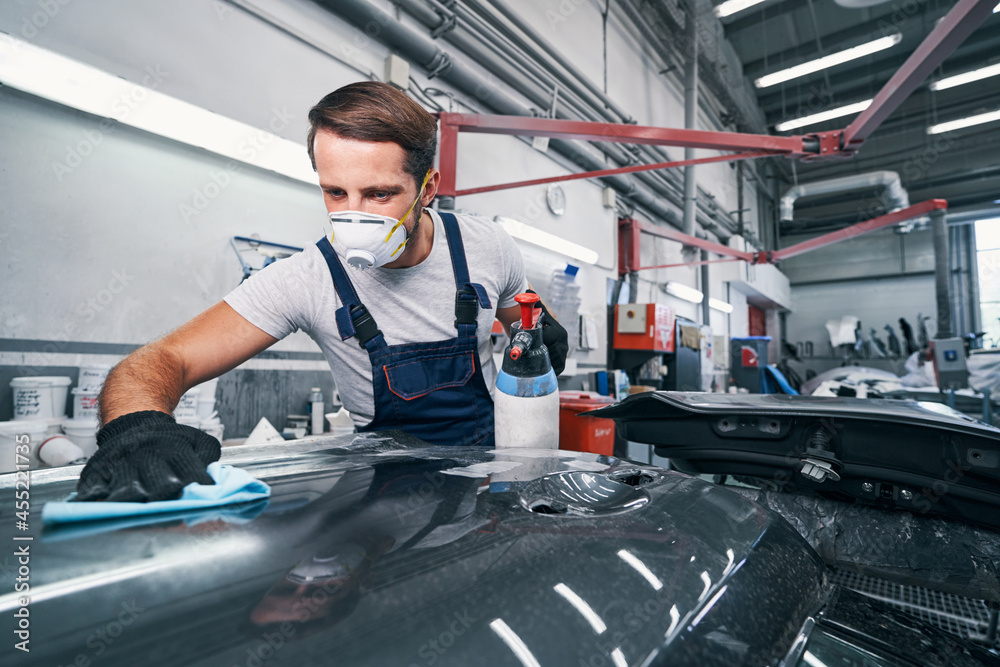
309, 387, 324, 435
547, 265, 581, 356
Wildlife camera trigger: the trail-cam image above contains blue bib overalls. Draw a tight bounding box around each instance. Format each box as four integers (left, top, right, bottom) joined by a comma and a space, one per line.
316, 212, 495, 447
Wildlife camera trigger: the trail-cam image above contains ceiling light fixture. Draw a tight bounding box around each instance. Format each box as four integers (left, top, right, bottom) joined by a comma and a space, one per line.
709, 298, 735, 313
927, 109, 1000, 135
494, 217, 599, 265
754, 34, 902, 88
663, 281, 705, 304
929, 62, 1000, 91
713, 0, 768, 19
0, 33, 317, 184
774, 99, 873, 132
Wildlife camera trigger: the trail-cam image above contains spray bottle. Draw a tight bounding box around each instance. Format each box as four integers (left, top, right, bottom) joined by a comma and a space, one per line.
494, 293, 560, 449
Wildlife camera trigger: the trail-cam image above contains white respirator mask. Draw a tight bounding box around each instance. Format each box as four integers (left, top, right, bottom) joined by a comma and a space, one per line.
328, 171, 432, 270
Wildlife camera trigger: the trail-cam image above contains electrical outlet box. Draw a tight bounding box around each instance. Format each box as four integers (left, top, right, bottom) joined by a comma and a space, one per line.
602, 187, 616, 209
613, 304, 675, 353
384, 54, 410, 89
930, 338, 968, 390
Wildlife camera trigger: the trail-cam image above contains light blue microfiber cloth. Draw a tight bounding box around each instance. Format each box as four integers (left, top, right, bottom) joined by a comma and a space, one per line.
41, 462, 271, 526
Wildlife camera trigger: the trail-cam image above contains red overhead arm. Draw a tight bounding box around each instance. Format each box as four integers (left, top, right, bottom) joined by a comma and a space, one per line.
434, 0, 994, 196
619, 200, 948, 274
841, 0, 997, 150
770, 199, 948, 262
436, 113, 810, 198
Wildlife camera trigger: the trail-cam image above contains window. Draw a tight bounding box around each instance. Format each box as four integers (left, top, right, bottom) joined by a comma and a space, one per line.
977, 218, 1000, 347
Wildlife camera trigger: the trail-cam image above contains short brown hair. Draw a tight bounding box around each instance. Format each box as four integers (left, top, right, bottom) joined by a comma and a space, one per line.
307, 81, 437, 189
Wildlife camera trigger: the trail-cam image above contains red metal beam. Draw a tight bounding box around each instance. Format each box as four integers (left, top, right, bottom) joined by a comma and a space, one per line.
438, 115, 459, 198
842, 0, 997, 150
618, 218, 641, 277
770, 199, 948, 262
637, 257, 744, 271
629, 218, 755, 263
438, 112, 810, 153
454, 151, 776, 197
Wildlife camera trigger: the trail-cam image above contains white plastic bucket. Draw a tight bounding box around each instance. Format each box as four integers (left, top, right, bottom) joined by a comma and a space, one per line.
72, 388, 100, 420
196, 377, 220, 400
43, 416, 66, 437
11, 376, 72, 420
197, 397, 217, 419
36, 435, 87, 467
174, 388, 201, 420
0, 419, 49, 472
77, 365, 111, 392
200, 417, 225, 442
62, 418, 99, 457
176, 416, 202, 431
325, 407, 356, 437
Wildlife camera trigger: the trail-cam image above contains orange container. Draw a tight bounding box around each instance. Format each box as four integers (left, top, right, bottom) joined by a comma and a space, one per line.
559, 391, 616, 455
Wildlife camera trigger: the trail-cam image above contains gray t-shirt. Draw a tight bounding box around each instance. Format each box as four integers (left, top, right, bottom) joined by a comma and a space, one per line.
225, 209, 527, 426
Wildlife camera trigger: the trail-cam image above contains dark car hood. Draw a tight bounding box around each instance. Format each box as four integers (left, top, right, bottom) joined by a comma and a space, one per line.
1, 432, 827, 666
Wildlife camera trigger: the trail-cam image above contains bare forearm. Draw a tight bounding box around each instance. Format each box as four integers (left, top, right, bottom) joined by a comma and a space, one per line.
98, 343, 187, 425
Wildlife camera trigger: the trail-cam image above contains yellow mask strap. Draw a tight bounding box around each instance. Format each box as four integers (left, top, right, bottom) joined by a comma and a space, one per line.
384, 170, 433, 244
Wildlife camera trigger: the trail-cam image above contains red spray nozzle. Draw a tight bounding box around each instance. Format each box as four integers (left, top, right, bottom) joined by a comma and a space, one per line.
514, 293, 541, 330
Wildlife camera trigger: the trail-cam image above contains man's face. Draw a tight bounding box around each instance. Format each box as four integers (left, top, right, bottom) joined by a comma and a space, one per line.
313, 130, 425, 231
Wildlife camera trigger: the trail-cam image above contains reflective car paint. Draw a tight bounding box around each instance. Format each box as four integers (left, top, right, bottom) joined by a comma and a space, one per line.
0, 432, 995, 666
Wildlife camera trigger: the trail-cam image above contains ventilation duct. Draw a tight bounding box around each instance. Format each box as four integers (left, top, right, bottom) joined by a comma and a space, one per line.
780, 171, 910, 225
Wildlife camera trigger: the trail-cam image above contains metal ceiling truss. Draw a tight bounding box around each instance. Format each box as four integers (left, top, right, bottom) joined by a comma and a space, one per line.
433, 0, 991, 273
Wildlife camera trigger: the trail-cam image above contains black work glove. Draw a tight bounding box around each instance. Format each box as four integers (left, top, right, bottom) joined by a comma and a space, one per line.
526, 289, 569, 375
74, 410, 221, 503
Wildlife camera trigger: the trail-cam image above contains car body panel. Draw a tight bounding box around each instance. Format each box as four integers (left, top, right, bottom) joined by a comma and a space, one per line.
3, 431, 996, 666
589, 392, 1000, 530
2, 432, 828, 666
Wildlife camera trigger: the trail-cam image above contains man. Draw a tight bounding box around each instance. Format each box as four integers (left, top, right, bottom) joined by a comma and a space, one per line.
75, 81, 568, 503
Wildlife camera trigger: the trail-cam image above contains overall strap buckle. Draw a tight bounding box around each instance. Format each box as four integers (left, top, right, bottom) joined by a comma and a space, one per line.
455, 286, 479, 328
350, 304, 383, 349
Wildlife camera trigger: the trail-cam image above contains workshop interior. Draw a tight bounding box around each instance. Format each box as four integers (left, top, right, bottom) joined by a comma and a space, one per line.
3, 0, 1000, 665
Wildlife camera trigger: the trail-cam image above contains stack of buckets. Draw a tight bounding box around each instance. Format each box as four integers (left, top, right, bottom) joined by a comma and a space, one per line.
2, 368, 227, 474
1, 366, 108, 473
174, 377, 224, 442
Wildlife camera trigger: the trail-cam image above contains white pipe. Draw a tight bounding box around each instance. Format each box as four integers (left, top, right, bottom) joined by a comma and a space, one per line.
779, 171, 910, 223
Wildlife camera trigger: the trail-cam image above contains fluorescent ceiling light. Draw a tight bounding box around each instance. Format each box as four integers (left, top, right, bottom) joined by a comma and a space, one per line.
927, 109, 1000, 134
774, 99, 873, 132
709, 298, 735, 313
494, 217, 599, 265
664, 281, 704, 304
755, 34, 902, 88
0, 33, 316, 184
930, 62, 1000, 91
714, 0, 767, 18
